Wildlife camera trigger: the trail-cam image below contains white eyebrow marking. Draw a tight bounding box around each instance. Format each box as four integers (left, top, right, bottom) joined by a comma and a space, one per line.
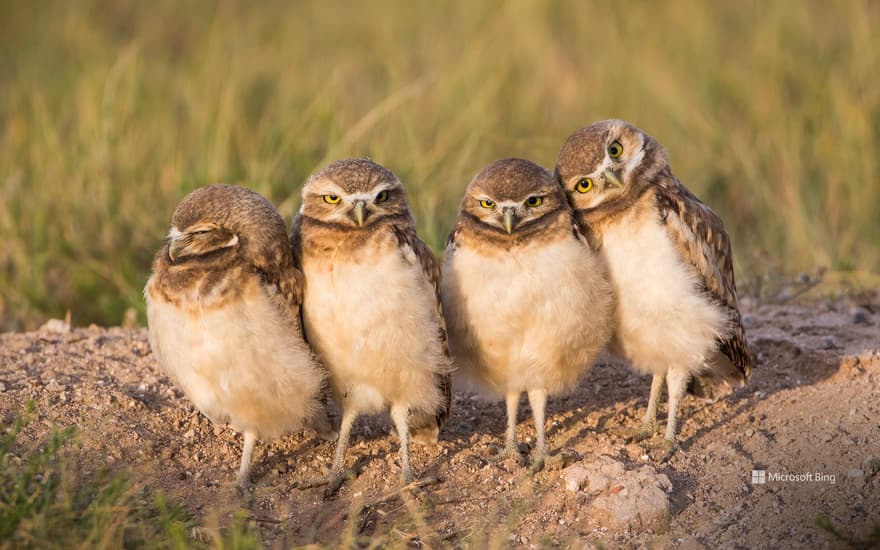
346, 192, 379, 202
316, 182, 398, 201
167, 226, 182, 240
371, 182, 397, 192
621, 133, 646, 175
314, 182, 346, 196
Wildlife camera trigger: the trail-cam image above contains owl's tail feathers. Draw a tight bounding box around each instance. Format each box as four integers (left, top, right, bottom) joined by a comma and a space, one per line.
410, 418, 440, 445
688, 351, 750, 398
307, 390, 338, 441
410, 383, 450, 445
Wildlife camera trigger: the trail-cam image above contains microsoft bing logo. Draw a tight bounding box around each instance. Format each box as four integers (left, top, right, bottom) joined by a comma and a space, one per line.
751, 470, 767, 484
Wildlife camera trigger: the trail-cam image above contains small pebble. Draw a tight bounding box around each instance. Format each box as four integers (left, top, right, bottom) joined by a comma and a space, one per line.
851, 307, 870, 324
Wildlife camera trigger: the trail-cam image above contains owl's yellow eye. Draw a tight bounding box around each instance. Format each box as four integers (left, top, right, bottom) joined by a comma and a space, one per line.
575, 178, 593, 193
479, 199, 495, 209
608, 140, 623, 158
525, 196, 543, 207
376, 190, 389, 202
323, 194, 341, 204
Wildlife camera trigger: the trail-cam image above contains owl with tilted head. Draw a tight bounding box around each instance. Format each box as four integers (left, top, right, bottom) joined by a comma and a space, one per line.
145, 184, 332, 493
441, 158, 614, 472
290, 158, 452, 494
555, 119, 753, 460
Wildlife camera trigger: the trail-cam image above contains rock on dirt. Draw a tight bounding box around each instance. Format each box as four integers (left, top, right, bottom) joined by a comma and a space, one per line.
564, 455, 672, 530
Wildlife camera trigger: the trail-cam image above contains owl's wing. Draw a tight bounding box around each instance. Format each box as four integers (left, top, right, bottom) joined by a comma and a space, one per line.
569, 212, 600, 252
392, 224, 453, 429
654, 180, 753, 383
246, 224, 306, 335
284, 212, 318, 344
445, 223, 461, 252
289, 213, 304, 270
280, 214, 335, 431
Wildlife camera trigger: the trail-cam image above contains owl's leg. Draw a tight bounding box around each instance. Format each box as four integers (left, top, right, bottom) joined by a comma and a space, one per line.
527, 388, 548, 474
644, 374, 664, 427
504, 391, 519, 455
613, 374, 664, 442
490, 392, 524, 464
390, 404, 414, 484
235, 431, 257, 494
409, 410, 440, 445
324, 407, 357, 495
652, 368, 688, 461
632, 374, 665, 441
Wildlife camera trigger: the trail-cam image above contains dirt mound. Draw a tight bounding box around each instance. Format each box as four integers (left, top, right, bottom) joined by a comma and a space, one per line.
1, 296, 878, 548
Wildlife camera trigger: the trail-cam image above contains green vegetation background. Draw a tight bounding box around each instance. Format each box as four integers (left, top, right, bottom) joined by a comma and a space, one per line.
1, 0, 878, 331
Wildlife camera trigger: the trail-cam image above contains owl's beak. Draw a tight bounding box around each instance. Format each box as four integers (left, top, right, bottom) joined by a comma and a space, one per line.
604, 170, 623, 188
352, 200, 367, 227
167, 234, 190, 263
502, 207, 519, 234
167, 239, 182, 263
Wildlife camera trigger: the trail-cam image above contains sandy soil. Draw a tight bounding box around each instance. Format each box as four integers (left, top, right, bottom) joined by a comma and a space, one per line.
1, 294, 878, 549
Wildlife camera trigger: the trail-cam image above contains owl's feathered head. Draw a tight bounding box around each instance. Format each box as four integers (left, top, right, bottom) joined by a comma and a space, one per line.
299, 158, 411, 229
458, 158, 569, 239
555, 119, 669, 212
165, 184, 287, 265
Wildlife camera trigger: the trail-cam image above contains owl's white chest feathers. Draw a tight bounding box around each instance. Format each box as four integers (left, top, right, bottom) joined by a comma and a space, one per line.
145, 274, 323, 438
301, 244, 446, 416
441, 235, 614, 396
600, 209, 730, 375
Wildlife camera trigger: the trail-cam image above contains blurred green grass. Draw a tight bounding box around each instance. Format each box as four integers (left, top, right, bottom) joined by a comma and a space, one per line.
1, 0, 878, 330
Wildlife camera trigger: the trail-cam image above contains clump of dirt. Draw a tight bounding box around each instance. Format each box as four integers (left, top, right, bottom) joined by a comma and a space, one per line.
1, 293, 878, 548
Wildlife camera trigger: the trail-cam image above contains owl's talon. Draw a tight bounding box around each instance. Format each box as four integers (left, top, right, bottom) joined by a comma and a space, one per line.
615, 420, 661, 443
294, 468, 355, 495
488, 444, 525, 466
401, 475, 441, 497
528, 452, 547, 475
293, 477, 326, 490
323, 468, 355, 498
648, 438, 678, 463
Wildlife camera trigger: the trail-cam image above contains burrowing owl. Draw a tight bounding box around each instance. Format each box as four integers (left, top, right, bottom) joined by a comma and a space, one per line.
145, 184, 330, 491
555, 119, 753, 459
291, 159, 452, 493
441, 158, 614, 471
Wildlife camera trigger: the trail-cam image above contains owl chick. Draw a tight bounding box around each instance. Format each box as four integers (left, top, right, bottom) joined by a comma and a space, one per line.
145, 184, 329, 492
555, 120, 753, 459
291, 159, 452, 493
441, 158, 614, 471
